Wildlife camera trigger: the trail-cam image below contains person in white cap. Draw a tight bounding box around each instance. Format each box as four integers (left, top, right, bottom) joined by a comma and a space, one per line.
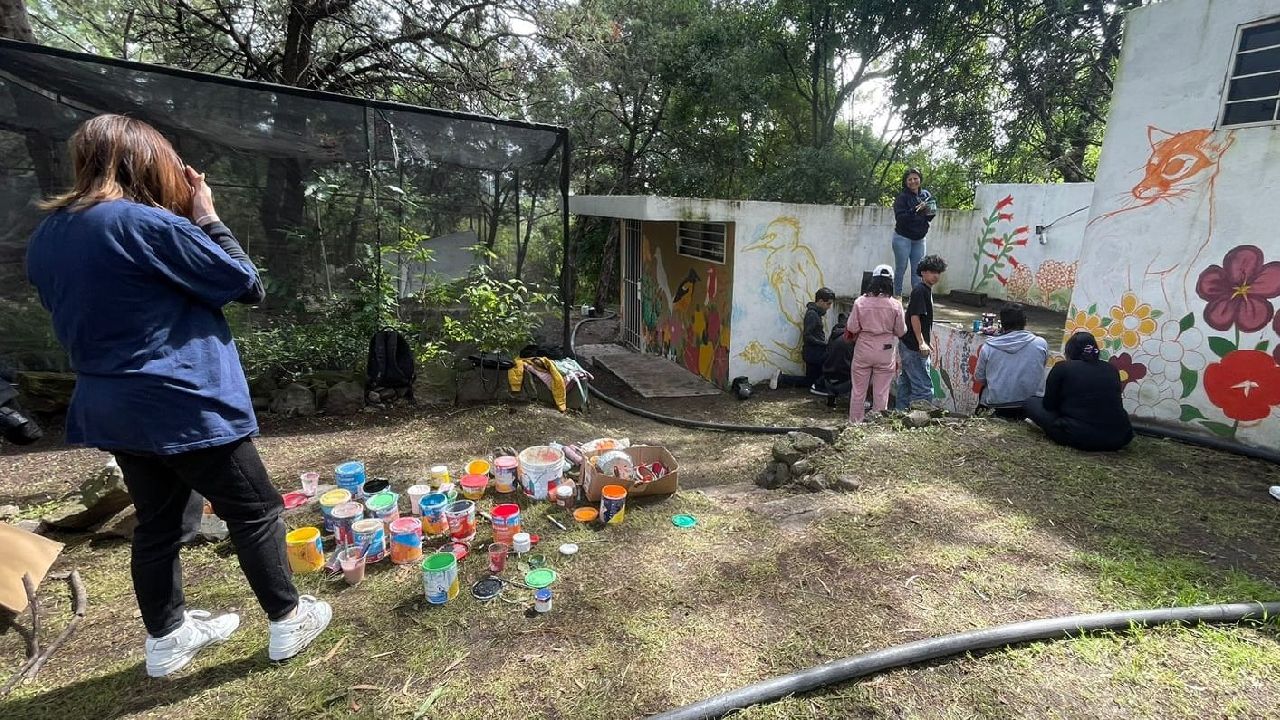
845, 266, 906, 422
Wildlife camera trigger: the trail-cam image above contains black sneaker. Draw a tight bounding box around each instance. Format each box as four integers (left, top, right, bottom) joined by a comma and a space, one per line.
809, 383, 833, 397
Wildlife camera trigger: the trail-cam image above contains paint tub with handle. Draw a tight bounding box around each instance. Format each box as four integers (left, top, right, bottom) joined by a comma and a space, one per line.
419, 492, 449, 536
600, 484, 627, 525
285, 527, 325, 573
331, 501, 364, 548
421, 551, 460, 605
429, 464, 451, 487
335, 460, 366, 496
318, 488, 352, 533
444, 500, 477, 542
490, 503, 522, 545
365, 491, 400, 528
389, 516, 424, 565
407, 484, 433, 516
519, 445, 564, 501
465, 458, 491, 477
493, 456, 518, 493
460, 473, 488, 501
352, 518, 388, 563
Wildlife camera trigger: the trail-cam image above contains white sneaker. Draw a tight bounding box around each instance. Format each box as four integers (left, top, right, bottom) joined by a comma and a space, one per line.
268, 595, 332, 661
1269, 486, 1280, 501
769, 369, 781, 391
145, 609, 240, 678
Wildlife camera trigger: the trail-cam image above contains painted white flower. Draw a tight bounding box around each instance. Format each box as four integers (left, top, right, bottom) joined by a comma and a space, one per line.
1123, 377, 1181, 421
1137, 320, 1206, 384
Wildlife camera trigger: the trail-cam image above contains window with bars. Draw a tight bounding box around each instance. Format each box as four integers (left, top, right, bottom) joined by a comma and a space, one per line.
1221, 19, 1280, 128
676, 222, 727, 263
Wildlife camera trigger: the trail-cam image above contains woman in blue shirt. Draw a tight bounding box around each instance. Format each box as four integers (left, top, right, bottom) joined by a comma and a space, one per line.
27, 115, 330, 676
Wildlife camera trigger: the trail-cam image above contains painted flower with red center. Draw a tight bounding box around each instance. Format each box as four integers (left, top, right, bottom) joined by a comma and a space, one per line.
1195, 245, 1280, 332
1203, 349, 1280, 422
1108, 352, 1147, 388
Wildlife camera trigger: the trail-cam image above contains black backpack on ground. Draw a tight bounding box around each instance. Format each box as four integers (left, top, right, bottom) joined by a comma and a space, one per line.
366, 327, 416, 401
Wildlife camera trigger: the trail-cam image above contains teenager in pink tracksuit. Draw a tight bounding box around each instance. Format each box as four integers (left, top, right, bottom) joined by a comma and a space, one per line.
845, 270, 907, 423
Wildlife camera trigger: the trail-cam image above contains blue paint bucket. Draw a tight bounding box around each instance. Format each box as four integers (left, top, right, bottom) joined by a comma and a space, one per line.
335, 460, 366, 496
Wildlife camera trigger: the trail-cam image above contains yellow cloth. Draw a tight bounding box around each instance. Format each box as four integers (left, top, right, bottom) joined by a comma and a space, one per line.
507, 357, 569, 412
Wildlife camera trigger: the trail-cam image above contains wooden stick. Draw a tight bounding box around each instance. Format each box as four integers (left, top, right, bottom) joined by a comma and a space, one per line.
27, 570, 85, 678
22, 574, 39, 659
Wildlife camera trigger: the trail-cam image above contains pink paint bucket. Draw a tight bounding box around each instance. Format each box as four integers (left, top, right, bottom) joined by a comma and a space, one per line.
490, 503, 522, 545
493, 456, 518, 493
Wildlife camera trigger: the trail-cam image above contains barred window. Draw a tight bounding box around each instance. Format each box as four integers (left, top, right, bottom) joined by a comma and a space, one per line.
676, 222, 726, 263
1221, 19, 1280, 128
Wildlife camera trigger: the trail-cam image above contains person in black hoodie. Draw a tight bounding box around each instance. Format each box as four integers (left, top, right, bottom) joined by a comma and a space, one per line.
770, 287, 835, 392
1024, 332, 1134, 452
890, 168, 936, 297
816, 313, 855, 407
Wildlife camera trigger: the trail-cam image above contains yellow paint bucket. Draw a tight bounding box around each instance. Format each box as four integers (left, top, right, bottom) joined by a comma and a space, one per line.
286, 526, 325, 573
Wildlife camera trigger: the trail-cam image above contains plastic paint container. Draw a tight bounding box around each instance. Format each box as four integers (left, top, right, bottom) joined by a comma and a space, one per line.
600, 484, 627, 525
460, 473, 489, 501
299, 471, 320, 496
319, 488, 352, 533
444, 500, 477, 542
364, 491, 400, 527
338, 547, 365, 585
573, 507, 598, 524
437, 482, 458, 503
534, 588, 553, 613
488, 542, 509, 573
406, 484, 433, 516
465, 458, 491, 477
493, 456, 518, 493
352, 518, 388, 563
331, 501, 364, 548
335, 461, 366, 496
389, 516, 424, 565
490, 503, 522, 545
512, 532, 532, 555
285, 527, 325, 573
518, 445, 564, 501
554, 483, 576, 509
429, 465, 451, 487
524, 568, 557, 589
419, 492, 449, 536
421, 552, 460, 605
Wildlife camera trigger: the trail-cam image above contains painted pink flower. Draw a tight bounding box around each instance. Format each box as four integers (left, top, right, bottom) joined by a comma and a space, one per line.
1195, 245, 1280, 332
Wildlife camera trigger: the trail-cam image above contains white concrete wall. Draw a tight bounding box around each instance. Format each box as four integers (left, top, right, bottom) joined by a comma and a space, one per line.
1068, 0, 1280, 450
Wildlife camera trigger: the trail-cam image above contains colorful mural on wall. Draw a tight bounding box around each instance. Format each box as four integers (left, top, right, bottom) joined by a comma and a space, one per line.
637, 230, 732, 386
734, 216, 827, 373
926, 325, 986, 415
970, 193, 1078, 312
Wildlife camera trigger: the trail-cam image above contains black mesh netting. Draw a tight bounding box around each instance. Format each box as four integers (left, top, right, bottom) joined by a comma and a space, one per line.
0, 40, 568, 375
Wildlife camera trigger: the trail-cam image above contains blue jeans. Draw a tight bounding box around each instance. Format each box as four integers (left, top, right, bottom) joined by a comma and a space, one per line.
895, 341, 934, 410
891, 233, 925, 296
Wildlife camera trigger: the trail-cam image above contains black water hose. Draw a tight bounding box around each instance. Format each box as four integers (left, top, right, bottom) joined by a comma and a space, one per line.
1132, 421, 1280, 464
650, 601, 1280, 720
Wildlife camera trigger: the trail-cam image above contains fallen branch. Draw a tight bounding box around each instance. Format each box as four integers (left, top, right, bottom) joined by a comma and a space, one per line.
1, 570, 87, 695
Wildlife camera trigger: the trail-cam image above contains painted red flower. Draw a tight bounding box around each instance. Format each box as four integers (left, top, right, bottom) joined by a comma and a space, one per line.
967, 353, 982, 393
1195, 245, 1280, 332
995, 195, 1014, 211
1108, 352, 1148, 388
1203, 349, 1280, 422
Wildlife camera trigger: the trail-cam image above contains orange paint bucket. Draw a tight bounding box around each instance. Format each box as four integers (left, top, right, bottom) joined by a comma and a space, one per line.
600, 485, 627, 525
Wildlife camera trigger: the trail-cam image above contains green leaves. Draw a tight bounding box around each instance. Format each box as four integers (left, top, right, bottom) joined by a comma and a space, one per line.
1179, 404, 1204, 422
1198, 421, 1237, 439
1178, 312, 1195, 333
1179, 365, 1198, 399
1208, 336, 1237, 359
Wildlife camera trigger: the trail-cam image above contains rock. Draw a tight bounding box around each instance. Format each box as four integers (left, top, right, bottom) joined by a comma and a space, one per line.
771, 438, 803, 465
0, 504, 18, 521
791, 458, 815, 477
787, 431, 826, 454
16, 371, 77, 413
905, 410, 933, 428
94, 506, 139, 540
755, 466, 776, 489
247, 374, 278, 400
80, 458, 128, 510
252, 395, 270, 411
16, 519, 42, 534
801, 473, 828, 492
324, 381, 365, 415
192, 514, 229, 544
836, 476, 862, 492
41, 501, 94, 530
269, 383, 316, 417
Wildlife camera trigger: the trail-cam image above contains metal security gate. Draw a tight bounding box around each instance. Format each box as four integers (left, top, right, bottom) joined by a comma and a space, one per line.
621, 219, 643, 351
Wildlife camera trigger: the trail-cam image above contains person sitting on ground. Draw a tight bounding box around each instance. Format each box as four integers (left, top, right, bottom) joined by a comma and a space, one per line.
848, 268, 907, 422
974, 303, 1048, 413
816, 312, 854, 407
1024, 331, 1134, 452
770, 286, 836, 393
895, 254, 947, 410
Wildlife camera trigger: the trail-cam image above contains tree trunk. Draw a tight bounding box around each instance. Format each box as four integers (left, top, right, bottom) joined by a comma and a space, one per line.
592, 219, 620, 312
0, 0, 34, 42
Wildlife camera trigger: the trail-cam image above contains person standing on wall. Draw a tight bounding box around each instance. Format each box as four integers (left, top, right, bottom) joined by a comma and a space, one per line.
26, 114, 332, 677
770, 287, 836, 393
896, 255, 947, 410
890, 168, 936, 297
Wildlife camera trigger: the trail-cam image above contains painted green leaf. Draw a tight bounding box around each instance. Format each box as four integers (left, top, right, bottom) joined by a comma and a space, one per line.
1179, 403, 1205, 421
1207, 336, 1237, 358
1257, 340, 1271, 352
1179, 365, 1198, 399
1150, 309, 1162, 319
1197, 420, 1236, 439
1087, 303, 1098, 315
1178, 312, 1195, 333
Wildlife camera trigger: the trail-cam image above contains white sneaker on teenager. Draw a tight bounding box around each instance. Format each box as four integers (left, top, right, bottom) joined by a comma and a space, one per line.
145, 609, 241, 678
268, 595, 332, 661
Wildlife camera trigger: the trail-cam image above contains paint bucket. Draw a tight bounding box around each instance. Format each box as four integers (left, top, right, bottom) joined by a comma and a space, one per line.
335, 460, 366, 496
600, 484, 627, 525
360, 478, 390, 500
365, 491, 400, 527
490, 503, 522, 545
285, 527, 325, 573
512, 532, 532, 555
319, 488, 352, 533
555, 482, 576, 509
519, 445, 564, 501
493, 456, 518, 493
407, 484, 433, 516
488, 542, 509, 573
429, 464, 451, 487
444, 500, 477, 542
422, 552, 460, 605
465, 458, 491, 476
331, 501, 364, 548
534, 588, 553, 613
389, 516, 424, 565
460, 473, 488, 501
437, 482, 458, 503
419, 492, 449, 536
338, 547, 365, 585
352, 518, 388, 563
300, 471, 320, 497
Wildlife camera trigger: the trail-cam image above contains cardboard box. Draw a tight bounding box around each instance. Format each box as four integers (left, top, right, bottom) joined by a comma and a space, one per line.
582, 445, 679, 501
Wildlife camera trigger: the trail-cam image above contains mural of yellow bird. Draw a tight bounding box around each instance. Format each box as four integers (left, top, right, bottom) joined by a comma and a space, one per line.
744, 216, 826, 328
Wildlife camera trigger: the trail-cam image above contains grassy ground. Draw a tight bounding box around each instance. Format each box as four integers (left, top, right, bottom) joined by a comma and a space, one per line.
2, 396, 1278, 719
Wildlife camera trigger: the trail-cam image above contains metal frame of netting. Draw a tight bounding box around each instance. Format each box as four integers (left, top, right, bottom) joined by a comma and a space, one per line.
0, 38, 572, 372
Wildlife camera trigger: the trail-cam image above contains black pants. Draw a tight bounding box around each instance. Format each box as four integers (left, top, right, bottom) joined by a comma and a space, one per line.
113, 438, 298, 636
778, 360, 823, 388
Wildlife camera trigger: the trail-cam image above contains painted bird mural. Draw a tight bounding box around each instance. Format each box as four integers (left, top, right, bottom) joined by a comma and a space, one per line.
671, 268, 700, 312
745, 216, 826, 328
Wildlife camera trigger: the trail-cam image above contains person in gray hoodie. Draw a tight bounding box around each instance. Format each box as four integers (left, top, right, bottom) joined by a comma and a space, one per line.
974, 304, 1048, 409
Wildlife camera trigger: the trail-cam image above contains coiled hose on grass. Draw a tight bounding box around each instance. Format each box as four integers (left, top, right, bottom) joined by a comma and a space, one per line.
649, 601, 1280, 720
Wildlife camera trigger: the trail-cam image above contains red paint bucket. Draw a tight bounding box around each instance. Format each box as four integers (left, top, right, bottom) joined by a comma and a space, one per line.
490, 503, 522, 545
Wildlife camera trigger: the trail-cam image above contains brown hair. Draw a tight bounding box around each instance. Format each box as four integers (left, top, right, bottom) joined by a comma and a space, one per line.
39, 114, 191, 216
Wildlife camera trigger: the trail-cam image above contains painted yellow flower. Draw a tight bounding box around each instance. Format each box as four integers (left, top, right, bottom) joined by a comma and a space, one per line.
1064, 309, 1106, 344
1107, 292, 1157, 348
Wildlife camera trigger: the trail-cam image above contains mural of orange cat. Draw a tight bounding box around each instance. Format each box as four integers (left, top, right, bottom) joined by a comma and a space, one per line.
1091, 126, 1234, 224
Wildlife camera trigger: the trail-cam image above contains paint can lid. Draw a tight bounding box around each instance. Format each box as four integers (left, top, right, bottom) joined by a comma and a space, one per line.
430, 465, 449, 474
535, 588, 552, 601
524, 568, 557, 588
558, 543, 579, 556
281, 491, 309, 509
671, 514, 698, 528
472, 578, 504, 601
336, 461, 364, 475
573, 507, 598, 523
